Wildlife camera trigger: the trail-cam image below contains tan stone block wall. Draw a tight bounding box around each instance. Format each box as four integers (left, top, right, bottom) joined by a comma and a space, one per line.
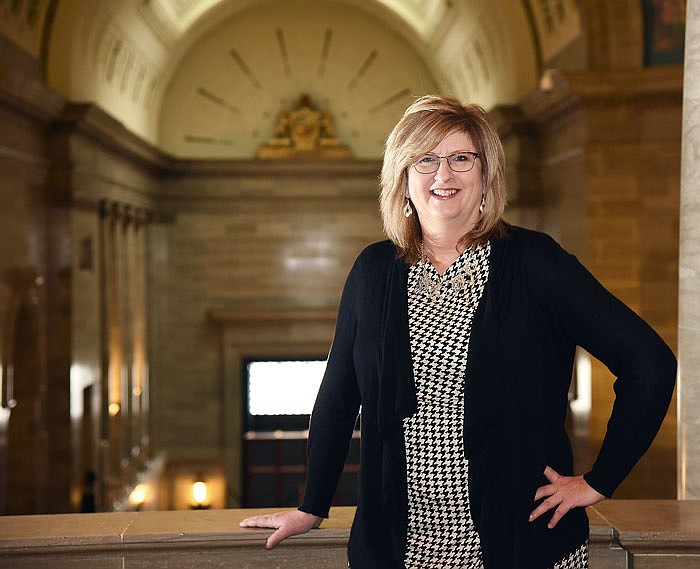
584, 98, 680, 498
518, 72, 681, 498
0, 104, 50, 316
150, 169, 384, 462
0, 104, 53, 514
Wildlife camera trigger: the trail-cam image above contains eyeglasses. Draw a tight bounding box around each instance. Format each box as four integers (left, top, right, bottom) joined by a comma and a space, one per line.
412, 151, 480, 174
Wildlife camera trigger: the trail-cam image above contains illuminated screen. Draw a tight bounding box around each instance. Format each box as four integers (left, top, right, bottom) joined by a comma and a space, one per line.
245, 360, 327, 428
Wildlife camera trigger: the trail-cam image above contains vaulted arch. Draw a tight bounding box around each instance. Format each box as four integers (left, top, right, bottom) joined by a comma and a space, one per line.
43, 0, 545, 154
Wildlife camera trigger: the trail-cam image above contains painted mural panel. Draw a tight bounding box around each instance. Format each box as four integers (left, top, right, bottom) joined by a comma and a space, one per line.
644, 0, 686, 65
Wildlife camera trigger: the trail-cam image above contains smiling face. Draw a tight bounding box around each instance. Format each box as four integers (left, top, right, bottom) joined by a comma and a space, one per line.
406, 130, 483, 239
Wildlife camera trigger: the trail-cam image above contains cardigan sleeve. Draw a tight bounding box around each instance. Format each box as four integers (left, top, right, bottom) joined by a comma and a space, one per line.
525, 232, 676, 498
298, 255, 362, 518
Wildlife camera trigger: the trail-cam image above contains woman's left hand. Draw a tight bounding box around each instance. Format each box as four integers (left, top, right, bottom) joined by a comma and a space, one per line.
529, 466, 606, 529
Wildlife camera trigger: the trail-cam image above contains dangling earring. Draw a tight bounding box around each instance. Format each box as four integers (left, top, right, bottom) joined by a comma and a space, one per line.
404, 198, 413, 218
479, 193, 485, 213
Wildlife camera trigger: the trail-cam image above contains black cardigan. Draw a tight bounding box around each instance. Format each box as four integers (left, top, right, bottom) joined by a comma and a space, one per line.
299, 225, 676, 569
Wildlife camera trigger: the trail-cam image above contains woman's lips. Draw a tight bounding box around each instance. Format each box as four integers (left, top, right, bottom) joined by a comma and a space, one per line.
431, 188, 458, 197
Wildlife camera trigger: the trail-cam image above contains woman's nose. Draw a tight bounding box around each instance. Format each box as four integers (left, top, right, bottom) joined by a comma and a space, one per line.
434, 157, 454, 181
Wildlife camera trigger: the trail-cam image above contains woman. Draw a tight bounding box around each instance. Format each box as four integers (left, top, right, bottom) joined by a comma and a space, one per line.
240, 96, 676, 568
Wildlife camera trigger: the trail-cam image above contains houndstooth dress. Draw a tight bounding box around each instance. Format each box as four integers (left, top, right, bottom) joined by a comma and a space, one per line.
403, 243, 588, 569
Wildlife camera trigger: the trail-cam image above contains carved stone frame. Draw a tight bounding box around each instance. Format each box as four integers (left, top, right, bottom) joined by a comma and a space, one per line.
208, 308, 337, 507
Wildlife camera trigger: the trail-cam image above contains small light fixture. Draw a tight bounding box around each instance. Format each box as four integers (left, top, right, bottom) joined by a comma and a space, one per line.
129, 484, 147, 511
108, 403, 120, 416
191, 480, 209, 509
539, 68, 556, 94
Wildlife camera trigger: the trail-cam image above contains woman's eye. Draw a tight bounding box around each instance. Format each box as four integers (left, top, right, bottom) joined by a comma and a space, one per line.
452, 153, 469, 162
419, 155, 437, 164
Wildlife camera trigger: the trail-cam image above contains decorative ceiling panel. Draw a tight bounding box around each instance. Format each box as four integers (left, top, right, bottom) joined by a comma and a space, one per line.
526, 0, 582, 63
158, 0, 439, 159
0, 0, 53, 58
39, 0, 545, 152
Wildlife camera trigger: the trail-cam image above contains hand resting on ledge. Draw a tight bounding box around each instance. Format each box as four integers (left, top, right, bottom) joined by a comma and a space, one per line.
239, 509, 322, 549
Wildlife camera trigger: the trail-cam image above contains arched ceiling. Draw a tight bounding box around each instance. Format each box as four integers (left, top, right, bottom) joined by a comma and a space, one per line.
23, 0, 582, 158
158, 0, 440, 159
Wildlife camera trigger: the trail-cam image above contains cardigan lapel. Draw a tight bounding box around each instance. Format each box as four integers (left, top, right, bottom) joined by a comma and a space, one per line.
377, 253, 417, 436
464, 233, 509, 431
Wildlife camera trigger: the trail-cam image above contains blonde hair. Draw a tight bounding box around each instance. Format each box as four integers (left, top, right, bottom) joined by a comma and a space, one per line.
379, 95, 508, 263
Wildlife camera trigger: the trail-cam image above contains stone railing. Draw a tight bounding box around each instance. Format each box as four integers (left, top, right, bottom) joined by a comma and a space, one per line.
0, 501, 699, 568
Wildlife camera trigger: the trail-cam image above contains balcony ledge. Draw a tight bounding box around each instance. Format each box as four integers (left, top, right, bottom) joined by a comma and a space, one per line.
0, 501, 699, 568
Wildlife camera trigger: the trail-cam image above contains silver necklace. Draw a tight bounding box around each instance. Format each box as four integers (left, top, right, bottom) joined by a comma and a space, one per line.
412, 245, 476, 301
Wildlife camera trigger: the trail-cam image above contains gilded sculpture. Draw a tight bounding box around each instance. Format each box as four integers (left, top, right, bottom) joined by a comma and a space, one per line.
257, 94, 352, 158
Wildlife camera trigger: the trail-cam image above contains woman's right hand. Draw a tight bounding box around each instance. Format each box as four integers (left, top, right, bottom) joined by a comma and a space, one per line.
239, 509, 323, 549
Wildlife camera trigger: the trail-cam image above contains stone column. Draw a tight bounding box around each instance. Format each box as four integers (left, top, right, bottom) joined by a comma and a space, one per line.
120, 210, 134, 465
678, 2, 700, 500
131, 211, 149, 460
100, 203, 124, 505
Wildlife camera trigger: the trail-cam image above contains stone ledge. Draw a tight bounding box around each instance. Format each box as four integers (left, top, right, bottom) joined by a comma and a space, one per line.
0, 507, 352, 553
594, 500, 700, 550
0, 501, 699, 567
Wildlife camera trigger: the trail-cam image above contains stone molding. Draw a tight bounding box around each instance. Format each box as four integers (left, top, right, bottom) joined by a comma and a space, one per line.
54, 104, 171, 173
520, 66, 683, 127
166, 158, 382, 179
0, 66, 64, 123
